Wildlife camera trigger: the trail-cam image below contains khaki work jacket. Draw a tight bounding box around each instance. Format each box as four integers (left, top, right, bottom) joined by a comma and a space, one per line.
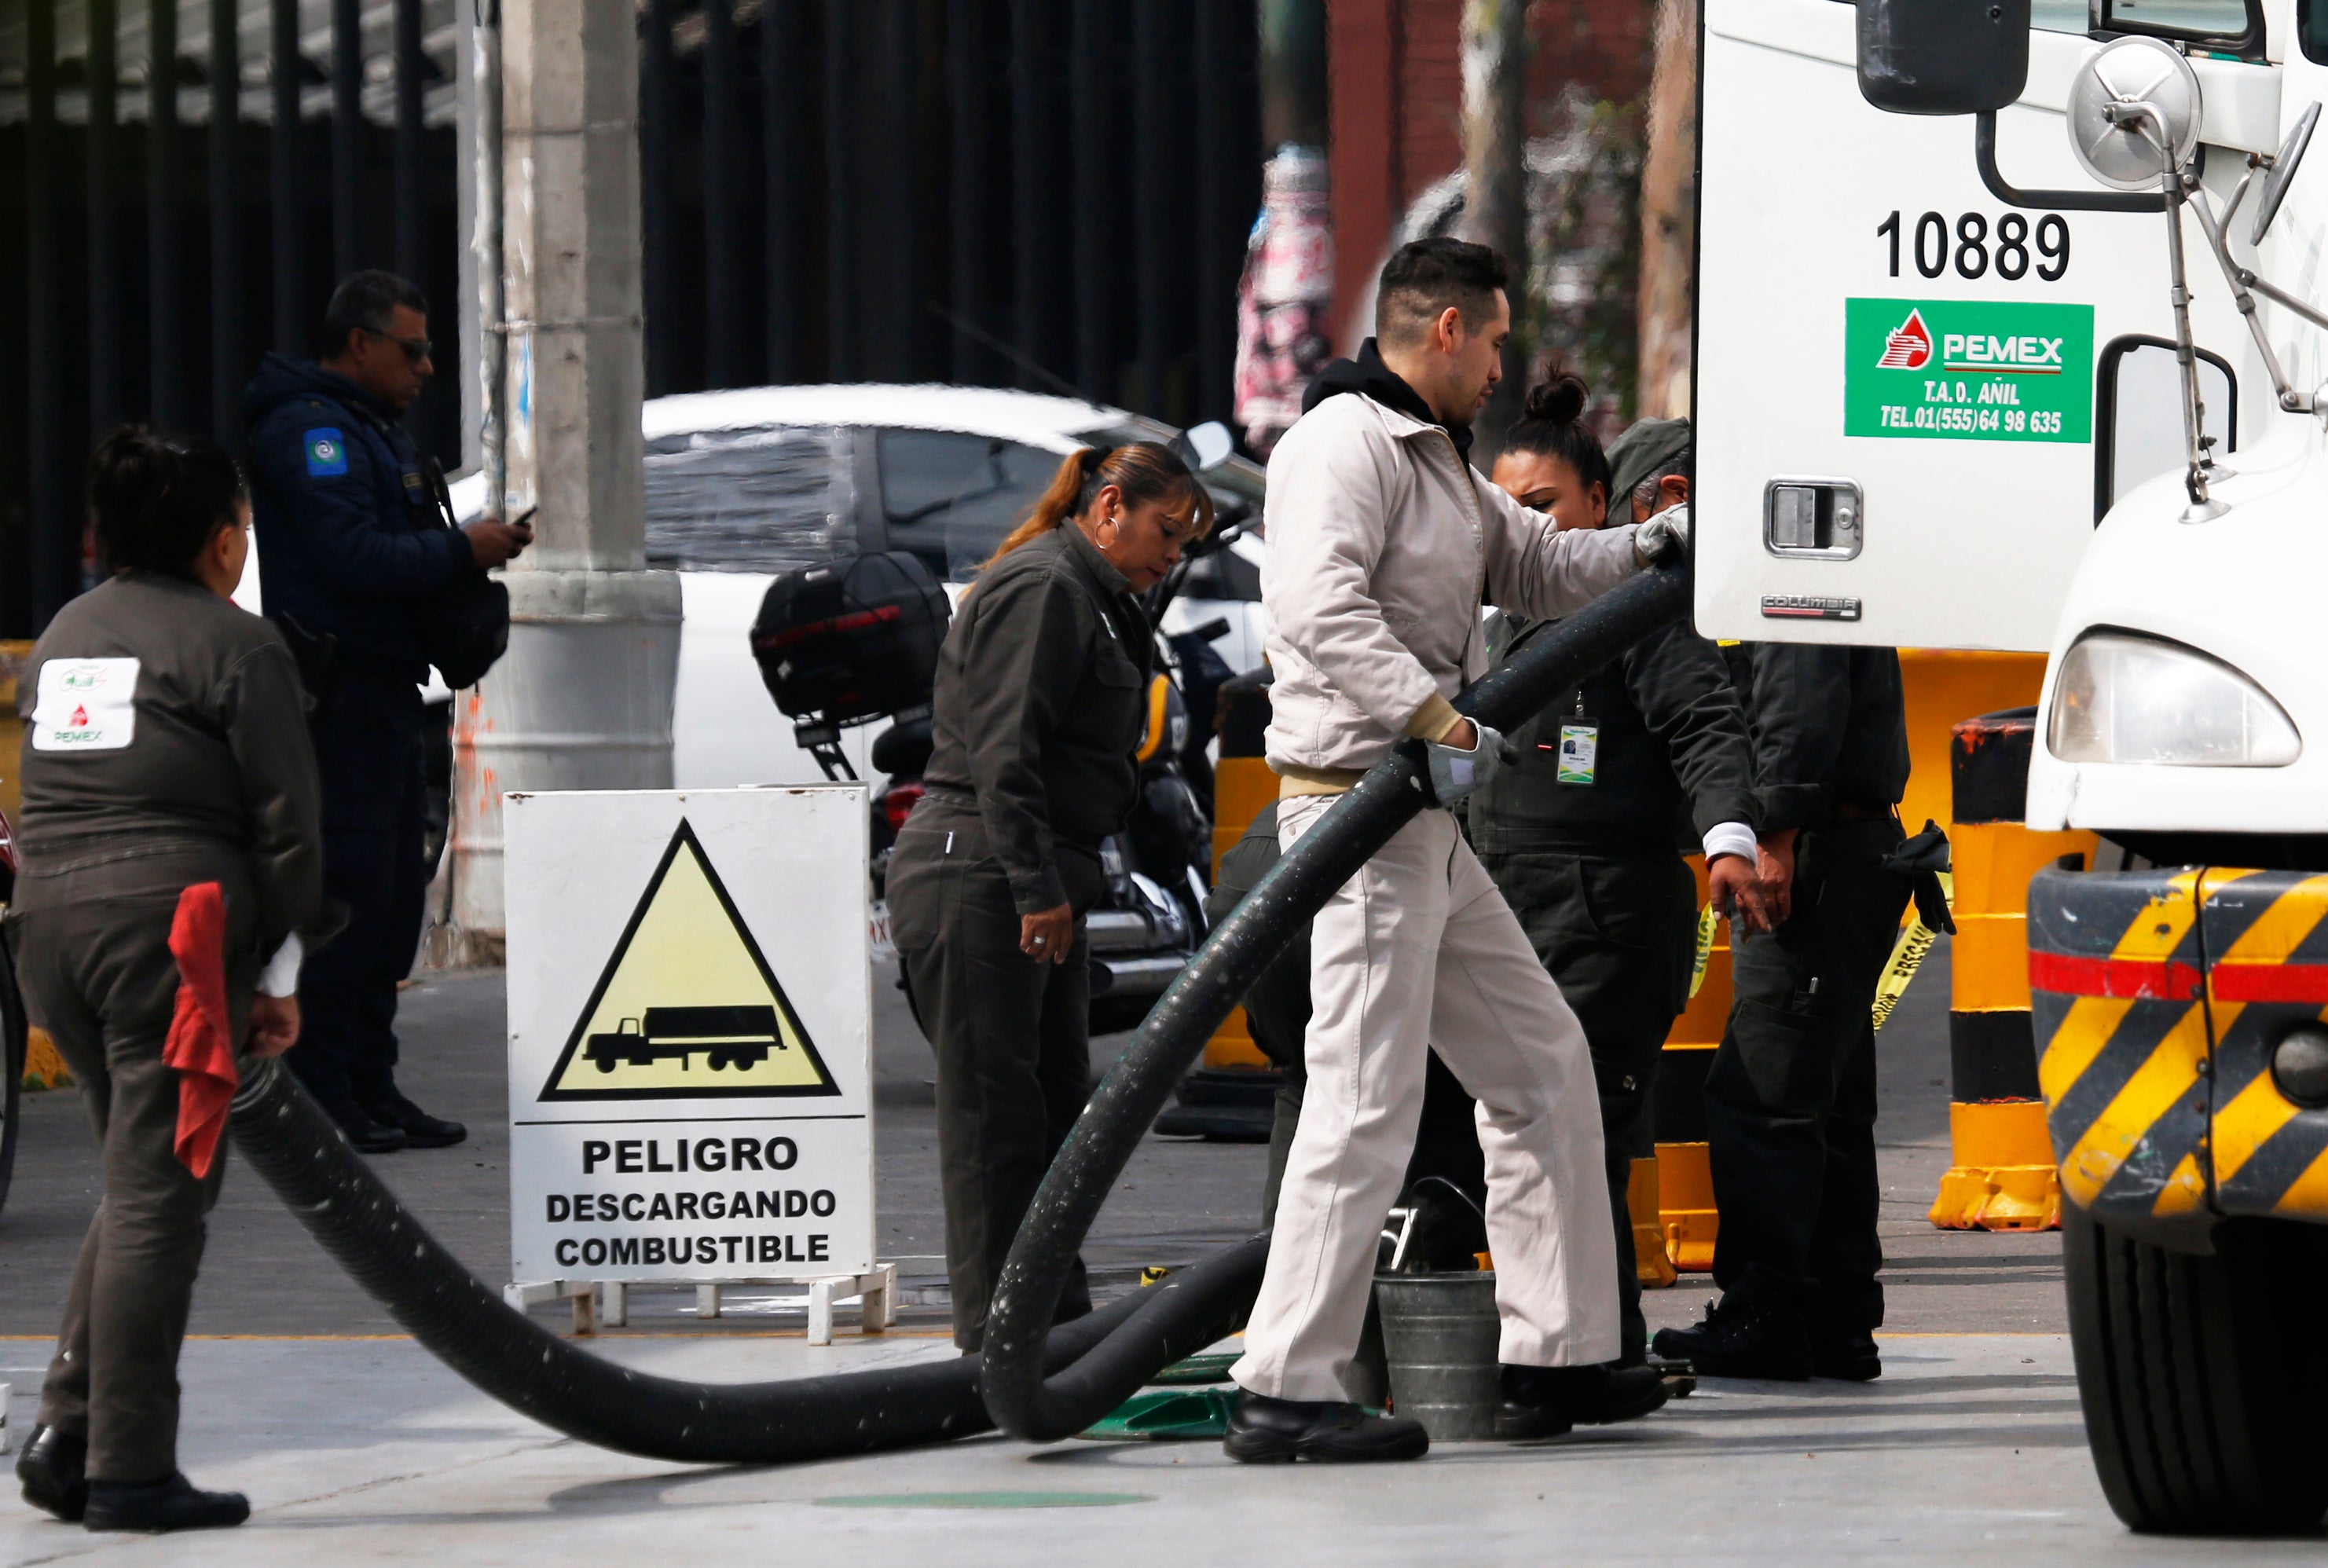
1260, 390, 1644, 785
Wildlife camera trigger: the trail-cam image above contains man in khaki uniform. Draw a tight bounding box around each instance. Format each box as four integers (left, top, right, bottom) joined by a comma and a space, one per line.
1223, 239, 1688, 1463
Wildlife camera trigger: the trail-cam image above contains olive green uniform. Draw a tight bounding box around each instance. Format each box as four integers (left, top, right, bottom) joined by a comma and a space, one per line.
886, 525, 1152, 1352
1469, 613, 1758, 1363
12, 572, 324, 1483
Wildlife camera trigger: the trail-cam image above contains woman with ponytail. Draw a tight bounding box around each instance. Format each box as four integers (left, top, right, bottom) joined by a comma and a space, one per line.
1466, 378, 1769, 1372
885, 441, 1210, 1354
11, 428, 328, 1533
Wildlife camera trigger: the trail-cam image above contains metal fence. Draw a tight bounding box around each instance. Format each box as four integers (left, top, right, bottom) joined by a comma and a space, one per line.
639, 0, 1261, 412
3, 0, 1261, 638
2, 0, 466, 634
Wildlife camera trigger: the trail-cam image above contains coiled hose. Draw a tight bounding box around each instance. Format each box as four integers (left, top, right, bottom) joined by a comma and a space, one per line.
228, 1055, 1269, 1464
222, 562, 1687, 1465
981, 562, 1693, 1442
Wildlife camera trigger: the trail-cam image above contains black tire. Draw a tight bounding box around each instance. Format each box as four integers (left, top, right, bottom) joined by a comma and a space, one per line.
2064, 1201, 2328, 1533
0, 945, 24, 1220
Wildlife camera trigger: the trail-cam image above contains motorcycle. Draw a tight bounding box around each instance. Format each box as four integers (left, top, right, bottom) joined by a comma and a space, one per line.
751, 515, 1250, 1038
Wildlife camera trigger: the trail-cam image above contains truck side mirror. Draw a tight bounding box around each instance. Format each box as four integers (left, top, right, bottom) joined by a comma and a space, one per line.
2253, 102, 2322, 244
1856, 0, 2031, 116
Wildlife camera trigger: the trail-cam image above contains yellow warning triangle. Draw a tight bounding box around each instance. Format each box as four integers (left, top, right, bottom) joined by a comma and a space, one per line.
538, 819, 840, 1101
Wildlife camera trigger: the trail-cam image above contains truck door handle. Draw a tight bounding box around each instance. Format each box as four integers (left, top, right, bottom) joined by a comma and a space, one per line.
1763, 478, 1864, 561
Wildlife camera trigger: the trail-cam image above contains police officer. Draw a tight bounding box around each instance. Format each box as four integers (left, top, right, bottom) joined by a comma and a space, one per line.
1648, 434, 1914, 1382
243, 271, 532, 1152
1468, 382, 1769, 1368
886, 442, 1212, 1353
12, 430, 328, 1533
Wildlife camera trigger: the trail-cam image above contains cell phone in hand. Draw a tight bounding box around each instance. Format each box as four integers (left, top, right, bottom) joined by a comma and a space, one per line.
510, 505, 539, 536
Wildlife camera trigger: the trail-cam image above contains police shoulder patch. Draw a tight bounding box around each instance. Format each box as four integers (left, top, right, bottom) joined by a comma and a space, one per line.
304, 427, 350, 477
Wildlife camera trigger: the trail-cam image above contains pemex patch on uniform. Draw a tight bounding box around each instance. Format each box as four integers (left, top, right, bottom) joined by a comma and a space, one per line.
538, 819, 839, 1101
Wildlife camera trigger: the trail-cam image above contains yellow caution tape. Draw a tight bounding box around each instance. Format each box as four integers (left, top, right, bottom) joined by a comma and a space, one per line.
1690, 903, 1717, 999
1871, 871, 1952, 1034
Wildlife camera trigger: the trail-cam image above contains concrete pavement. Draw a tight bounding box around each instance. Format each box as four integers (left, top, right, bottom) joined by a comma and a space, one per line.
0, 936, 2207, 1560
0, 1331, 2306, 1566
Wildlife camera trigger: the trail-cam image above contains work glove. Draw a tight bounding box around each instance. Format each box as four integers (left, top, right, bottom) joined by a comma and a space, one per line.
1425, 721, 1516, 807
1633, 504, 1691, 566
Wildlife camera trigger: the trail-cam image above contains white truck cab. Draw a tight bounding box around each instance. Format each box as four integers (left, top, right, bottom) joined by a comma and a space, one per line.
1698, 0, 2328, 1534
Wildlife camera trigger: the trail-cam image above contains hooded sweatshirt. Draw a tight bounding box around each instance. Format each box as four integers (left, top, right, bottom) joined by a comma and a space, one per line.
241, 354, 476, 682
1259, 339, 1644, 788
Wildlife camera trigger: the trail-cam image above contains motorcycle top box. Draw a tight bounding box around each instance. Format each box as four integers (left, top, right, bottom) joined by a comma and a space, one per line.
749, 551, 953, 728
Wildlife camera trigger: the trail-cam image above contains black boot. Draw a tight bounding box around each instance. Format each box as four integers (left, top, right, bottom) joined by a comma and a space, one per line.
1810, 1324, 1882, 1381
323, 1097, 408, 1154
82, 1474, 249, 1533
1494, 1362, 1670, 1440
1222, 1390, 1429, 1464
1651, 1294, 1814, 1381
16, 1425, 88, 1522
360, 1088, 464, 1150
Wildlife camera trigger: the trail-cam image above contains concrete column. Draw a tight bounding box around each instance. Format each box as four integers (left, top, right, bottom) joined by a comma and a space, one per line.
447, 0, 682, 959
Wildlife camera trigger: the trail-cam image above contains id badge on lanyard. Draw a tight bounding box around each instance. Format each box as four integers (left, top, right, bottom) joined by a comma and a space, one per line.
1549, 688, 1597, 786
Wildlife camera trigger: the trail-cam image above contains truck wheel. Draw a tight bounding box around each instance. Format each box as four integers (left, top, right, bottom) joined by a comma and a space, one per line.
2065, 1201, 2328, 1533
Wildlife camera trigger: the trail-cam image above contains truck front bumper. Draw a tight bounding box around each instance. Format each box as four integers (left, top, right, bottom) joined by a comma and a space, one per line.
2029, 866, 2328, 1249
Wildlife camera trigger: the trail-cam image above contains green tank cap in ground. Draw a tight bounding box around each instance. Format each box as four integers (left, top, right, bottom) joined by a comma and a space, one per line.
1076, 1388, 1236, 1441
1147, 1351, 1239, 1385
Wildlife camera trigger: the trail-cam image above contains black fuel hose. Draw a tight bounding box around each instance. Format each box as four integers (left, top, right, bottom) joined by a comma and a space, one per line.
228, 1055, 1269, 1464
981, 562, 1693, 1442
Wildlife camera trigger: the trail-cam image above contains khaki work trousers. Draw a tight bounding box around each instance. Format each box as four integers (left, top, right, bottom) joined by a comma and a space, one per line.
1232, 800, 1620, 1402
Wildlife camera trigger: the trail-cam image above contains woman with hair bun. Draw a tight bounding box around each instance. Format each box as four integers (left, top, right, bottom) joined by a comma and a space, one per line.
885, 440, 1212, 1354
1468, 378, 1770, 1372
11, 429, 328, 1533
1489, 373, 1613, 532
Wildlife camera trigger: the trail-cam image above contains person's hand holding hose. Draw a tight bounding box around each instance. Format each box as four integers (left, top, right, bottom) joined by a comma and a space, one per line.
1021, 903, 1073, 963
1633, 503, 1690, 566
247, 994, 302, 1058
1425, 717, 1518, 806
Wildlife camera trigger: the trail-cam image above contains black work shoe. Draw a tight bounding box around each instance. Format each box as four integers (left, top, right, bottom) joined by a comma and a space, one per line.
1652, 1295, 1814, 1381
1811, 1326, 1882, 1382
82, 1474, 249, 1533
324, 1098, 407, 1154
16, 1425, 88, 1522
1222, 1390, 1429, 1464
359, 1090, 464, 1150
1494, 1362, 1670, 1440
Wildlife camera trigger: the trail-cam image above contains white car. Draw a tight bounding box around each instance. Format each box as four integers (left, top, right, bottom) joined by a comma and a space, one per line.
450, 384, 1267, 788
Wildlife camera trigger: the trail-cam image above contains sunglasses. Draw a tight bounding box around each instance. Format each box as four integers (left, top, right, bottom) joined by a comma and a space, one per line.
363, 327, 434, 366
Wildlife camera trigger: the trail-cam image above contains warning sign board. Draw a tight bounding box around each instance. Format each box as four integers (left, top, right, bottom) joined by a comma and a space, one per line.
537, 820, 839, 1101
504, 788, 872, 1285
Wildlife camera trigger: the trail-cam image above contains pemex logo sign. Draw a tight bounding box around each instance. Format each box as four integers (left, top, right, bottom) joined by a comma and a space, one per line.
1876, 308, 1932, 370
1846, 297, 2093, 444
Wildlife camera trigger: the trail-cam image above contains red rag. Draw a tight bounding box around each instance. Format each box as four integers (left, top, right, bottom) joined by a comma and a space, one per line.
163, 881, 237, 1178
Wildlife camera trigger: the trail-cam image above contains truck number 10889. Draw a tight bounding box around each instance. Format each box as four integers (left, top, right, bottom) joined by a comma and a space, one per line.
1877, 211, 2070, 283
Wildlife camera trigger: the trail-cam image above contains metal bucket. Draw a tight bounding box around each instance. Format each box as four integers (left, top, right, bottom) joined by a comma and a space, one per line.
1372, 1272, 1500, 1440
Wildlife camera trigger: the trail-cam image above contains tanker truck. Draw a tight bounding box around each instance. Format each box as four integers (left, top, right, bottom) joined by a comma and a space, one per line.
1697, 0, 2328, 1533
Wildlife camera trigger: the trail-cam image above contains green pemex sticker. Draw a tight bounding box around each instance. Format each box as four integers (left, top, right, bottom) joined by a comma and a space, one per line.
1845, 297, 2094, 443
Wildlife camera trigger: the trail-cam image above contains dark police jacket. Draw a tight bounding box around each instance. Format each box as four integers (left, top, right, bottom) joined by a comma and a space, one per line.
1468, 614, 1759, 859
16, 572, 326, 960
242, 354, 474, 683
920, 525, 1154, 915
1728, 643, 1912, 831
